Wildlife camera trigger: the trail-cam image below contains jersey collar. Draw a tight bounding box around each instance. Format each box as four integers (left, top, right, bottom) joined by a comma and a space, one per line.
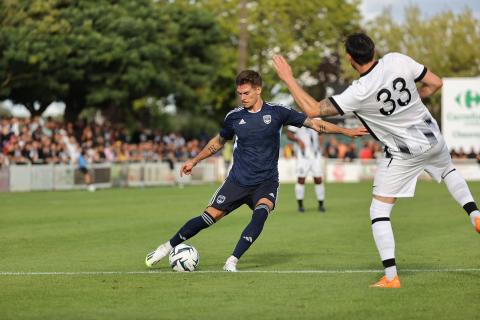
247, 102, 264, 113
360, 61, 378, 78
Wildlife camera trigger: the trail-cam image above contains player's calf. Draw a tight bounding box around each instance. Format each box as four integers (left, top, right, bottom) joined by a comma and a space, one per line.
370, 198, 398, 281
230, 203, 270, 265
443, 170, 480, 232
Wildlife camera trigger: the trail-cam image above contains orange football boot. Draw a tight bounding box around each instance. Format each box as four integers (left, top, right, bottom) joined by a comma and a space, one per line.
475, 216, 480, 233
370, 275, 401, 288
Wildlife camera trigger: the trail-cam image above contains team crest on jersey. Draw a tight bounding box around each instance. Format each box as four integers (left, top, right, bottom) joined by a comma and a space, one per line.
216, 195, 226, 204
263, 115, 271, 124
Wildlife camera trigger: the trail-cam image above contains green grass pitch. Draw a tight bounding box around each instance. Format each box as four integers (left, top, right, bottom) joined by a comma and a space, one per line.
1, 181, 479, 319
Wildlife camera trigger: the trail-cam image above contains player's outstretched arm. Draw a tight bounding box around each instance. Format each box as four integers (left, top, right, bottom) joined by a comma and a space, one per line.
180, 134, 227, 176
418, 70, 443, 98
272, 55, 339, 118
303, 118, 368, 138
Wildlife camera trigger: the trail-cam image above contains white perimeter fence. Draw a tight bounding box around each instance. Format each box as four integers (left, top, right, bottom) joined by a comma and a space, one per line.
0, 158, 478, 192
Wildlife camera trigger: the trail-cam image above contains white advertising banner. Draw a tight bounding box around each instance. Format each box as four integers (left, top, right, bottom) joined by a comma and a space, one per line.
9, 165, 32, 191
31, 165, 54, 190
442, 78, 480, 153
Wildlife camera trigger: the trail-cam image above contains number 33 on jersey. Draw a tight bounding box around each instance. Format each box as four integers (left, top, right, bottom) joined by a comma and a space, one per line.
328, 52, 440, 159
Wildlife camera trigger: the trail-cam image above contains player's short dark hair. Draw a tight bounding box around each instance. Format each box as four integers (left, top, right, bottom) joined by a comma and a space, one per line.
345, 33, 375, 65
236, 70, 262, 88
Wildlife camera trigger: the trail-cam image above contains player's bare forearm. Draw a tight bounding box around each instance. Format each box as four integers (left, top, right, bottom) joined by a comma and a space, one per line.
303, 118, 368, 138
282, 78, 322, 117
272, 55, 339, 117
191, 134, 226, 165
282, 79, 340, 117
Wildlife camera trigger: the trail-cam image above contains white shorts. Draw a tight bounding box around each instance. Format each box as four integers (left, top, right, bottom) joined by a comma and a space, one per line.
373, 139, 455, 198
295, 156, 324, 178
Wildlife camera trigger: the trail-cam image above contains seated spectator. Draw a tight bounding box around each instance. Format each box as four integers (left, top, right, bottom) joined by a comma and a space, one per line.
345, 142, 357, 162
325, 137, 338, 158
359, 142, 374, 160
467, 148, 477, 159
337, 141, 348, 160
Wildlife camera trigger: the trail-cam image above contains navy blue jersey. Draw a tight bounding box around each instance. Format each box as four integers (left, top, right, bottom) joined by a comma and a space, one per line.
219, 101, 307, 187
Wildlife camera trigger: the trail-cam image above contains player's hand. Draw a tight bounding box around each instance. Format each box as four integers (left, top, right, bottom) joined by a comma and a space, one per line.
272, 55, 294, 82
345, 127, 369, 138
180, 159, 196, 176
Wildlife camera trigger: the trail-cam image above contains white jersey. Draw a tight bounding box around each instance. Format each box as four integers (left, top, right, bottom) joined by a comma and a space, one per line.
330, 52, 441, 160
287, 125, 322, 159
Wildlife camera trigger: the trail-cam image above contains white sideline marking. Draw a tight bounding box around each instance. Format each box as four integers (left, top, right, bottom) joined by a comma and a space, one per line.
1, 269, 480, 276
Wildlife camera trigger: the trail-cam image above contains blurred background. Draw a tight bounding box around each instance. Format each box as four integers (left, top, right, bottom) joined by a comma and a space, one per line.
0, 0, 478, 191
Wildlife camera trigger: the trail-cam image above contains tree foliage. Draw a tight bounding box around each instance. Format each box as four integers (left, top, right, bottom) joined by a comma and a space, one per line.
0, 0, 223, 122
181, 0, 361, 115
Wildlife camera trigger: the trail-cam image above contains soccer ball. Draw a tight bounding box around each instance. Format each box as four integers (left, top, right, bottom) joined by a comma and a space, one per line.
169, 244, 199, 272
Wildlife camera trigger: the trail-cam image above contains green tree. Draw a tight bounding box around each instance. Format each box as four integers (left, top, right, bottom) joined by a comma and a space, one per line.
0, 0, 223, 122
180, 0, 361, 116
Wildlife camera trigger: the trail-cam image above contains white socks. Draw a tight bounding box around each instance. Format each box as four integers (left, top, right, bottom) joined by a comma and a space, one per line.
295, 183, 325, 201
370, 198, 396, 280
295, 183, 305, 200
444, 170, 474, 207
443, 170, 479, 227
315, 184, 325, 201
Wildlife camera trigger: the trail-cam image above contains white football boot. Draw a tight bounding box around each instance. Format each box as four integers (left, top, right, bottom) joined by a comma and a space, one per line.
223, 256, 238, 272
145, 242, 172, 268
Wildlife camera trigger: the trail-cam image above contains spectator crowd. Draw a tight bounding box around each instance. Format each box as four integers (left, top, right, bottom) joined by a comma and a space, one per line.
0, 116, 478, 167
0, 116, 208, 167
285, 136, 480, 163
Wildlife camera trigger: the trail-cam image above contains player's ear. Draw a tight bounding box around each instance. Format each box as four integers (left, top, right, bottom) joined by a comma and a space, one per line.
255, 86, 262, 95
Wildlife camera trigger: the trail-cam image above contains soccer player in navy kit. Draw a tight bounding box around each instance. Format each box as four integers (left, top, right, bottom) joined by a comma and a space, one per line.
145, 70, 367, 271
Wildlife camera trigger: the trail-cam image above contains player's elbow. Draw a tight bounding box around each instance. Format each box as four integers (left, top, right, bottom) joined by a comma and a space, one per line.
436, 78, 443, 90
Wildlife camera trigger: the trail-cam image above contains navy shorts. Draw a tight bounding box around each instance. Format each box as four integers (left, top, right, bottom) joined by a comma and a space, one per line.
208, 178, 279, 214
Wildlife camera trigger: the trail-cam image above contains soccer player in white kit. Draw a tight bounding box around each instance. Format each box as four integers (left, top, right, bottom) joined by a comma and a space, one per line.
273, 32, 480, 288
287, 125, 326, 212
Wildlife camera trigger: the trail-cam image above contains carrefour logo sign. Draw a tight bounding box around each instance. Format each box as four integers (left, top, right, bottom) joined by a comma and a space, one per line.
455, 90, 480, 109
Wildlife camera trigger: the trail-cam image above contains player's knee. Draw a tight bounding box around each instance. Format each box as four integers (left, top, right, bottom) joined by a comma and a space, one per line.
314, 177, 322, 184
255, 198, 274, 211
372, 195, 396, 204
205, 207, 226, 221
297, 177, 306, 184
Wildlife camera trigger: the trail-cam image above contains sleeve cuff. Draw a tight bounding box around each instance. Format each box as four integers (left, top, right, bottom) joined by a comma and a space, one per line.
328, 97, 345, 115
414, 66, 427, 82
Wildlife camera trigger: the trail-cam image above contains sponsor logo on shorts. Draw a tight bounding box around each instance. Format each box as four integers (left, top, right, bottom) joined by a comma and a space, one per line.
263, 115, 271, 124
216, 195, 226, 204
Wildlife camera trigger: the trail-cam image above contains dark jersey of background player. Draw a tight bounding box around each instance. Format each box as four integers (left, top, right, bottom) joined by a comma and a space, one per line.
220, 102, 306, 187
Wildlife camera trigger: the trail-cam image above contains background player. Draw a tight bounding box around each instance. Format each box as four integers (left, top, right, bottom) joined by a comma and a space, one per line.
287, 124, 326, 212
273, 33, 480, 288
145, 70, 367, 272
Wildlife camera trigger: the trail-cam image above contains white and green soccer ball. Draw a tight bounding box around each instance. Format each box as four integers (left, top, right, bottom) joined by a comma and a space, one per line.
169, 244, 199, 272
